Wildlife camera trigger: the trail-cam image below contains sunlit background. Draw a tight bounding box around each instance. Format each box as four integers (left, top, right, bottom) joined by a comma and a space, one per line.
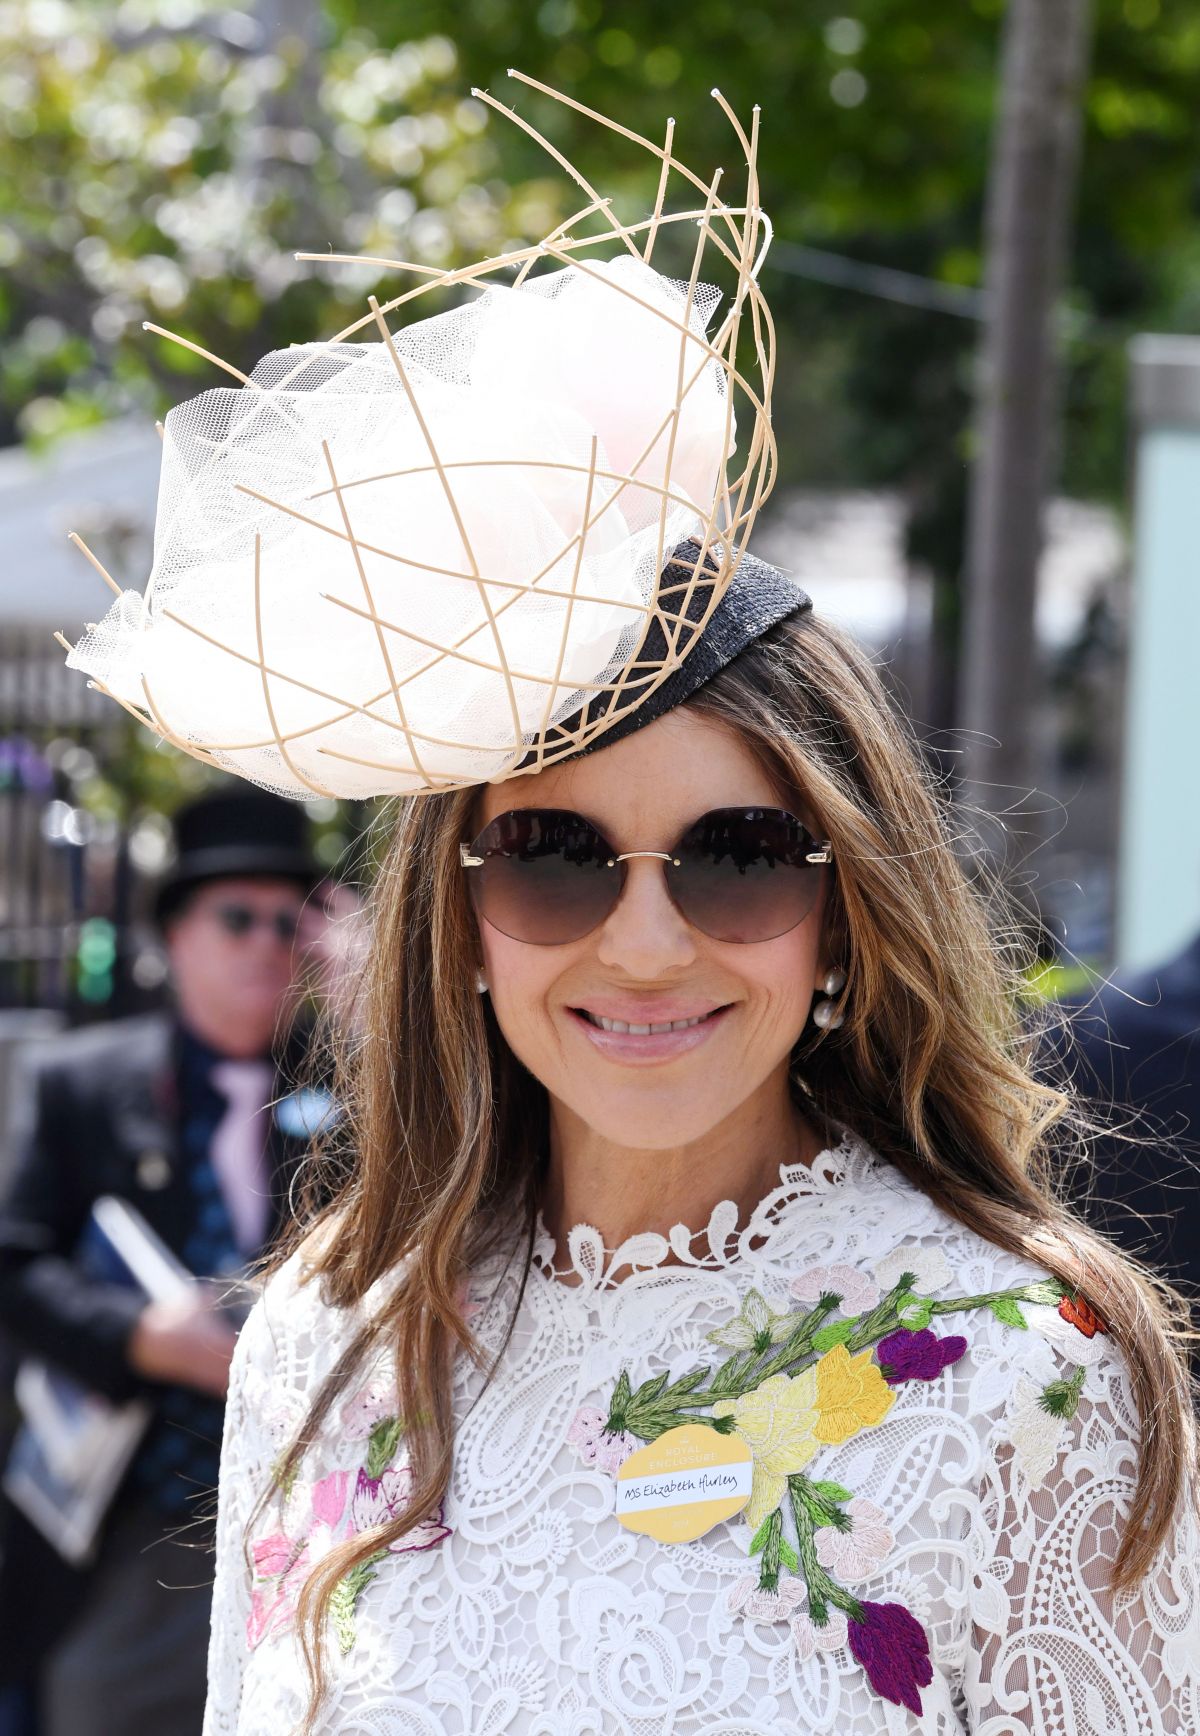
3, 0, 1200, 1031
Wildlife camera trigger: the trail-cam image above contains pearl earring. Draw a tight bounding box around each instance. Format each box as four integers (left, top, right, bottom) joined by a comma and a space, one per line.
811, 965, 847, 1029
474, 969, 489, 995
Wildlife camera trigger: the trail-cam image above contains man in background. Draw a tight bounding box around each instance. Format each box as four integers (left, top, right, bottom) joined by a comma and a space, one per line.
0, 786, 321, 1736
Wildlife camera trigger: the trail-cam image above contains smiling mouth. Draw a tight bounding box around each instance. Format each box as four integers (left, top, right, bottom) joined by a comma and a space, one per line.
575, 1008, 725, 1035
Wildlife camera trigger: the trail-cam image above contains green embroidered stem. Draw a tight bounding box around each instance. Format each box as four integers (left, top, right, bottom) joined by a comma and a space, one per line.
605, 1276, 1070, 1442
329, 1549, 387, 1655
787, 1476, 863, 1626
742, 1296, 842, 1385
364, 1415, 405, 1480
756, 1508, 784, 1592
843, 1277, 1067, 1355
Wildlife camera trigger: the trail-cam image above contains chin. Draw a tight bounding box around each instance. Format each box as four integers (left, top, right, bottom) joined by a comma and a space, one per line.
565, 1087, 733, 1153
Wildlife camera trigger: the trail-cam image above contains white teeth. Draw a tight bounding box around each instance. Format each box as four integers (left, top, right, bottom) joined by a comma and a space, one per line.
588, 1012, 710, 1034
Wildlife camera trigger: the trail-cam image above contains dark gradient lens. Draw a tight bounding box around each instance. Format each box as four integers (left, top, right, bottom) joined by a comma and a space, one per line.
666, 808, 826, 942
466, 809, 622, 944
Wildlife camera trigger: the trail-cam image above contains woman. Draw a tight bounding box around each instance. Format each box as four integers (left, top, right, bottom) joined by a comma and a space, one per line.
193, 545, 1196, 1732
62, 82, 1197, 1736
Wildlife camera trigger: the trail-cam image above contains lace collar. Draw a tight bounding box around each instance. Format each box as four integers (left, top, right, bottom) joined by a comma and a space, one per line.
529, 1125, 882, 1290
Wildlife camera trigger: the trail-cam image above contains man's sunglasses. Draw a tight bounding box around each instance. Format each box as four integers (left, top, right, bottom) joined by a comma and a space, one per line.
211, 903, 301, 944
460, 807, 833, 946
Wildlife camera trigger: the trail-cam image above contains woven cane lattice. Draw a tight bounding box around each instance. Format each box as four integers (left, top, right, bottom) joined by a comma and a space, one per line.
60, 74, 777, 799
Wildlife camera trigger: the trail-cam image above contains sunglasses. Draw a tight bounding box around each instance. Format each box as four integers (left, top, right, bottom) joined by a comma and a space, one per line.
211, 903, 301, 944
460, 807, 833, 946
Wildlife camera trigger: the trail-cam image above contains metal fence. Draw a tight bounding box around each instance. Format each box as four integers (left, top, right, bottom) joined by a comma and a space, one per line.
0, 627, 163, 1021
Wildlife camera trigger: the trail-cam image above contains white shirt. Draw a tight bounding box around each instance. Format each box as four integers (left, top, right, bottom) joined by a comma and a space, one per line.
204, 1127, 1200, 1734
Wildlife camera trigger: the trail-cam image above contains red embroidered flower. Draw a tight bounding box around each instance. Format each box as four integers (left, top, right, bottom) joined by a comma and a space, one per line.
1058, 1294, 1106, 1338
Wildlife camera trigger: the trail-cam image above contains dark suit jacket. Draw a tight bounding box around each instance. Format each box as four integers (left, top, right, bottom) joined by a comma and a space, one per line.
0, 1010, 314, 1672
1064, 932, 1200, 1303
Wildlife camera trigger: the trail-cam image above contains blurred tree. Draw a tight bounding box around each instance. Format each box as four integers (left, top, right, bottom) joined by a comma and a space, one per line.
0, 0, 512, 455
959, 0, 1092, 826
332, 0, 1200, 734
2, 0, 1198, 749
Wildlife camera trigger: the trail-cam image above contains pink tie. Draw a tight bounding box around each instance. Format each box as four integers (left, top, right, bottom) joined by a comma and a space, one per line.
209, 1061, 275, 1257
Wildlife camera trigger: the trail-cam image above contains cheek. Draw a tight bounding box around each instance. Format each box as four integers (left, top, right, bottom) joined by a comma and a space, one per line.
728, 930, 820, 1039
478, 925, 568, 1053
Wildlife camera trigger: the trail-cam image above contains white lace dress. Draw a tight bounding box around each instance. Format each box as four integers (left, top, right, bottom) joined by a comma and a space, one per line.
204, 1128, 1200, 1735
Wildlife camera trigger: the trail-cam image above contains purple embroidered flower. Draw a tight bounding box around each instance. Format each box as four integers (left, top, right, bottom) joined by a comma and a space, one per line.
847, 1601, 934, 1713
876, 1327, 967, 1386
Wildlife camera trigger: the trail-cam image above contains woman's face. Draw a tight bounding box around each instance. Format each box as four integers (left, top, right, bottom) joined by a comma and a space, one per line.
472, 708, 832, 1152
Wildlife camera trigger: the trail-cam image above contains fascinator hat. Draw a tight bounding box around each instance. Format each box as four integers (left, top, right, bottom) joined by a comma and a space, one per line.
60, 74, 811, 799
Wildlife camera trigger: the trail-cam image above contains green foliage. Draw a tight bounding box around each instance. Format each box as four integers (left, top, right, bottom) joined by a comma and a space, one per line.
0, 0, 514, 447
6, 0, 1200, 761
988, 1296, 1028, 1331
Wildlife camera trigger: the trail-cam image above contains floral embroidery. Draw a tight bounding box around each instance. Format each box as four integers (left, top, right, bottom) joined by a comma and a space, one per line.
847, 1600, 934, 1713
876, 1326, 968, 1385
1007, 1365, 1087, 1487
1058, 1292, 1107, 1338
727, 1572, 806, 1622
249, 1402, 450, 1656
339, 1380, 397, 1440
705, 1286, 794, 1352
791, 1605, 850, 1661
714, 1368, 823, 1529
873, 1244, 951, 1295
814, 1497, 894, 1582
566, 1405, 637, 1474
810, 1343, 894, 1442
789, 1262, 878, 1313
593, 1246, 1080, 1714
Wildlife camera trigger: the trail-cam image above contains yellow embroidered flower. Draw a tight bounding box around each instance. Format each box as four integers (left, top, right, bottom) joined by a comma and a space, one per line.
713, 1369, 820, 1530
812, 1343, 896, 1444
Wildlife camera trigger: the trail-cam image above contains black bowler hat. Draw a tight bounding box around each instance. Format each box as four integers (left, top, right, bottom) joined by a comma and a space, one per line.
154, 787, 321, 925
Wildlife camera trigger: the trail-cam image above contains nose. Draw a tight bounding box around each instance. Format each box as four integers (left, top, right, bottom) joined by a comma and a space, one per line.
593, 856, 699, 977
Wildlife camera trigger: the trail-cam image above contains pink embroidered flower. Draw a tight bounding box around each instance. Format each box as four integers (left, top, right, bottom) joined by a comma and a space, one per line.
251, 1529, 300, 1578
310, 1469, 350, 1530
789, 1263, 879, 1314
727, 1573, 807, 1623
350, 1463, 450, 1553
339, 1379, 398, 1440
247, 1583, 292, 1649
566, 1405, 637, 1475
791, 1607, 849, 1661
814, 1497, 894, 1583
246, 1541, 311, 1648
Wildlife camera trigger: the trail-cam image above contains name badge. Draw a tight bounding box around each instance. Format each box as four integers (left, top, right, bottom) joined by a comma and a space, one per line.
615, 1423, 752, 1543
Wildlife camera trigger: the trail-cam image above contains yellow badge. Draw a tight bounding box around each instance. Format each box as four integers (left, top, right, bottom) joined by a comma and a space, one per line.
615, 1423, 753, 1543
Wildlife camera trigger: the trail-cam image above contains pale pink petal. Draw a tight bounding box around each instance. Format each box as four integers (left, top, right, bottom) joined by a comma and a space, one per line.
792, 1608, 849, 1661
788, 1263, 879, 1313
566, 1405, 605, 1448
339, 1379, 397, 1440
593, 1430, 638, 1476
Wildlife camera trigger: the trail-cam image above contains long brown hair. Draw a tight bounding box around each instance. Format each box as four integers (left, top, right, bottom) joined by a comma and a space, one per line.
272, 607, 1196, 1723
